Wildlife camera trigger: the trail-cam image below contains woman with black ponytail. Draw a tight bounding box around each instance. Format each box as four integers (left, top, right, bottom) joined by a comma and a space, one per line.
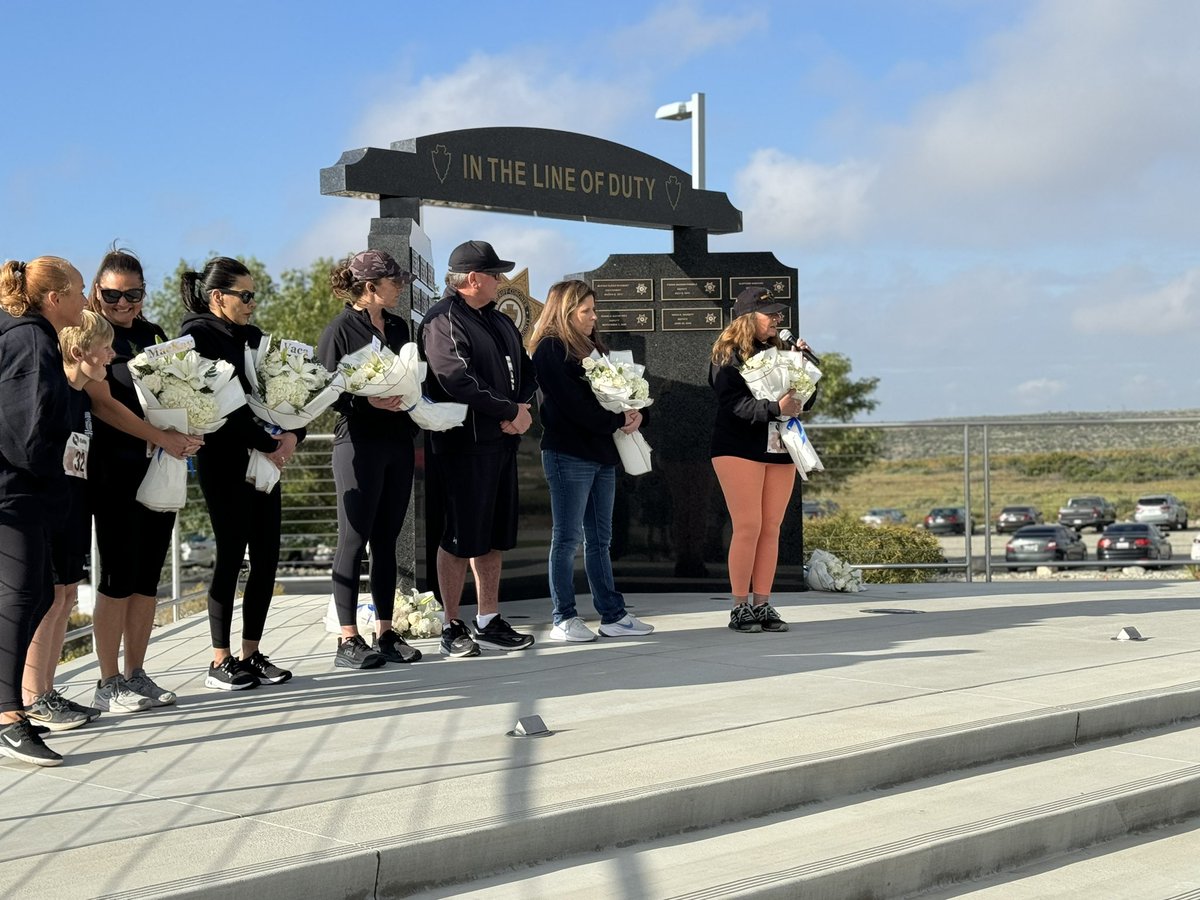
179, 257, 301, 691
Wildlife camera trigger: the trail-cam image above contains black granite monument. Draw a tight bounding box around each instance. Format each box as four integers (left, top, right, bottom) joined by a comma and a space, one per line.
321, 127, 810, 601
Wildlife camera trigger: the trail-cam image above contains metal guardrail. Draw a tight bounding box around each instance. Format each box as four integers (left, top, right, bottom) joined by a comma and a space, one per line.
64, 416, 1200, 650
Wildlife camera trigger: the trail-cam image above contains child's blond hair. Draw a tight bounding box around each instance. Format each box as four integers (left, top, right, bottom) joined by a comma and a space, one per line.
60, 309, 115, 361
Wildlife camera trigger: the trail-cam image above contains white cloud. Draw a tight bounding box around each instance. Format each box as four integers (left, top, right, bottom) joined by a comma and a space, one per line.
1012, 378, 1067, 406
353, 54, 639, 148
734, 150, 877, 243
607, 0, 767, 60
1075, 268, 1200, 335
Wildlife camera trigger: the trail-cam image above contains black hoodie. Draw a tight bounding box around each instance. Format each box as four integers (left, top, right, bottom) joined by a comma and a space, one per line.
417, 287, 537, 454
0, 309, 72, 526
179, 311, 302, 476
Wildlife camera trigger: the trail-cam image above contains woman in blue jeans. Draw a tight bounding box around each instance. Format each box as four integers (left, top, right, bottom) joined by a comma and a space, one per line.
528, 280, 654, 642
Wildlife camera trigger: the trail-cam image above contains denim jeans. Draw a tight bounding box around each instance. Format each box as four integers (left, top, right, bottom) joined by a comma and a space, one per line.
542, 450, 626, 625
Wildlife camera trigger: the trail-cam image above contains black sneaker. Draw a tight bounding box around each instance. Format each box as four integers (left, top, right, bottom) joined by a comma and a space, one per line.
0, 717, 63, 767
374, 630, 422, 663
728, 604, 762, 634
335, 635, 386, 669
753, 602, 789, 633
61, 691, 102, 722
440, 619, 481, 658
240, 651, 292, 685
471, 615, 535, 651
204, 657, 259, 691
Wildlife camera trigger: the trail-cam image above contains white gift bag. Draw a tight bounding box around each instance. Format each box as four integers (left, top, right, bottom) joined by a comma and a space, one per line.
323, 595, 377, 633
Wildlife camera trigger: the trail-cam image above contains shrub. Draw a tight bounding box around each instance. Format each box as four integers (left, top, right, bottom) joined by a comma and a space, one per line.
804, 515, 945, 584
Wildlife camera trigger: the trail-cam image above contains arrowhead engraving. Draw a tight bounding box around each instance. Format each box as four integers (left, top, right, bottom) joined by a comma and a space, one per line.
665, 175, 682, 210
431, 144, 451, 183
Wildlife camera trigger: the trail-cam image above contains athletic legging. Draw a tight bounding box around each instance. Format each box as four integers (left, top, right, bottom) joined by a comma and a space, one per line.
0, 522, 54, 713
331, 437, 414, 626
197, 459, 281, 649
712, 456, 797, 597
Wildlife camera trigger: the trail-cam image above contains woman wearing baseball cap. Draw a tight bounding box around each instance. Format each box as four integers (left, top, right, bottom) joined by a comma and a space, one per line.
708, 288, 815, 634
317, 250, 423, 670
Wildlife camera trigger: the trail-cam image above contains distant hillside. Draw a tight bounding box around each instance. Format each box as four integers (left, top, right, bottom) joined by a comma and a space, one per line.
838, 410, 1200, 460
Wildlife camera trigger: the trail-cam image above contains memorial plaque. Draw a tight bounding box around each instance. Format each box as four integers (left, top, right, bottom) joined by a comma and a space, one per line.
660, 276, 722, 301
597, 306, 655, 332
730, 275, 792, 300
662, 307, 724, 332
593, 277, 653, 302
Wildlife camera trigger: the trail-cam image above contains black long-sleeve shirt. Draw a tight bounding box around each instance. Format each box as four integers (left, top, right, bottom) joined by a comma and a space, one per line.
709, 343, 817, 463
179, 312, 304, 475
317, 304, 419, 445
531, 337, 625, 466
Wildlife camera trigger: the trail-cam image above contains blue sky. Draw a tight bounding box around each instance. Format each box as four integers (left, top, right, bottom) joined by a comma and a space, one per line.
4, 0, 1198, 420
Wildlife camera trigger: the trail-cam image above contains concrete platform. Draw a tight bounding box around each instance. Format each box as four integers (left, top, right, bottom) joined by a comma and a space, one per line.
2, 579, 1200, 898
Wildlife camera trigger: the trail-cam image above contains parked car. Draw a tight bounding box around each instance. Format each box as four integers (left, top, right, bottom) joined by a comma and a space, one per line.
181, 534, 215, 567
1132, 493, 1189, 531
995, 505, 1043, 533
802, 500, 840, 519
1096, 523, 1173, 562
923, 506, 975, 535
1004, 524, 1088, 568
860, 507, 907, 526
1056, 496, 1117, 532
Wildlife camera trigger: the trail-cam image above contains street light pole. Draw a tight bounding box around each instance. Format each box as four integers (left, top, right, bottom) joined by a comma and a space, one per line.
654, 91, 706, 190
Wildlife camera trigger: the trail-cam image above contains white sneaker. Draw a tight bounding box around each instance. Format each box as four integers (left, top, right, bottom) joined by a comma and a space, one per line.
549, 617, 597, 642
92, 676, 152, 713
598, 614, 655, 637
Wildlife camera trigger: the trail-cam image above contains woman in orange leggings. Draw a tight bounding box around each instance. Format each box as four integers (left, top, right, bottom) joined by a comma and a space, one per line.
709, 288, 816, 634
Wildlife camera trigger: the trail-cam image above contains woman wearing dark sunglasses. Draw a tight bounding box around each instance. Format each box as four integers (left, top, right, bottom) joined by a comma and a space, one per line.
82, 247, 202, 715
180, 256, 300, 691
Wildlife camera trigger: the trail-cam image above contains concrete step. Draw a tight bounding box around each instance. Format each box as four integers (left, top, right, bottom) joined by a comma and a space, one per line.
413, 723, 1200, 898
917, 815, 1200, 898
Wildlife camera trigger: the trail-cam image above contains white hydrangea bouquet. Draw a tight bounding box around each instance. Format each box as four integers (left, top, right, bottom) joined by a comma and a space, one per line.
337, 341, 467, 432
806, 549, 865, 592
244, 337, 344, 492
740, 346, 824, 480
582, 350, 654, 476
321, 589, 442, 637
391, 588, 444, 638
128, 335, 247, 511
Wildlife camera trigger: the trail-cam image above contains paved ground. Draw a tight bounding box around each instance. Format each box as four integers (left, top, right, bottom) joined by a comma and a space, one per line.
3, 578, 1200, 898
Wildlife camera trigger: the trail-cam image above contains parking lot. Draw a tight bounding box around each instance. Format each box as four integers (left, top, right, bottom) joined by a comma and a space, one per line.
934, 525, 1196, 568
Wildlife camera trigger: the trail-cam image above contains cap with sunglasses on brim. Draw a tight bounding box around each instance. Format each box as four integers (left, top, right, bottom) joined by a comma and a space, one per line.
447, 240, 515, 275
348, 249, 415, 284
732, 286, 787, 318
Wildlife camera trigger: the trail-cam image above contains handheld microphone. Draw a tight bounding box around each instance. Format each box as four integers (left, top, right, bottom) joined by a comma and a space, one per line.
779, 329, 821, 366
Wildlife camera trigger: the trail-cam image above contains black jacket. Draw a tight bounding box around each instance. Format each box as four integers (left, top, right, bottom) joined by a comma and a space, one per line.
0, 309, 72, 526
532, 337, 624, 466
417, 288, 537, 454
179, 311, 303, 475
708, 343, 818, 463
317, 305, 418, 445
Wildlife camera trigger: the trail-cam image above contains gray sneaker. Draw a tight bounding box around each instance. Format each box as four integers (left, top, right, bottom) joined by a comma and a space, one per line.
92, 675, 152, 713
26, 691, 91, 732
126, 668, 177, 706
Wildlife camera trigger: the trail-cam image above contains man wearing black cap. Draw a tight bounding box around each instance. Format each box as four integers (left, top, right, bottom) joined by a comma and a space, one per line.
418, 240, 538, 657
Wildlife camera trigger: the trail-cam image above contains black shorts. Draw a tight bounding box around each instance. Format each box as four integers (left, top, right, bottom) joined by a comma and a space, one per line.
91, 479, 175, 598
50, 538, 87, 586
433, 445, 518, 558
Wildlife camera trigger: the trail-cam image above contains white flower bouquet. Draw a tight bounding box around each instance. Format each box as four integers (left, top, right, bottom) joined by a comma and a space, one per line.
337, 341, 467, 432
581, 350, 654, 476
740, 346, 824, 480
128, 336, 248, 511
391, 588, 444, 638
244, 337, 344, 492
806, 549, 865, 592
